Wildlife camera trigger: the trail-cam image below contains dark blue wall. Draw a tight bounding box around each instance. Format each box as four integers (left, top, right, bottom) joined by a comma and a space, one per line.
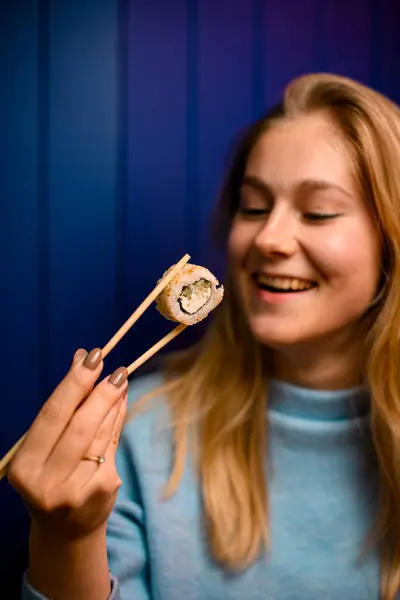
1, 0, 399, 596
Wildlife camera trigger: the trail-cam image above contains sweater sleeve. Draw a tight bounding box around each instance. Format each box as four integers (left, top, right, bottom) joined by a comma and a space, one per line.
21, 573, 121, 600
106, 432, 151, 600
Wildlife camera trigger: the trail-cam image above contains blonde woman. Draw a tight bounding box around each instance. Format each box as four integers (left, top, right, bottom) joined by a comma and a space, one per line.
12, 73, 400, 600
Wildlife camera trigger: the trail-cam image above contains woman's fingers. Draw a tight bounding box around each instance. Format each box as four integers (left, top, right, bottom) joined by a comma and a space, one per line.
107, 389, 128, 458
44, 367, 128, 478
78, 392, 128, 502
11, 349, 104, 472
70, 390, 128, 484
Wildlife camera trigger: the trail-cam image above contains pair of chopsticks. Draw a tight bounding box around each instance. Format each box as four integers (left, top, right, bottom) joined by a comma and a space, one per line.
0, 254, 190, 481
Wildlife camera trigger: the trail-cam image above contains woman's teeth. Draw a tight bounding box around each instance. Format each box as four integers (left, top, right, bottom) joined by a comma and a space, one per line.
256, 274, 315, 292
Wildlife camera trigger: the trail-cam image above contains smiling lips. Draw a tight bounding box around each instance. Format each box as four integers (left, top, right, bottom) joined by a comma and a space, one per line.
256, 273, 316, 292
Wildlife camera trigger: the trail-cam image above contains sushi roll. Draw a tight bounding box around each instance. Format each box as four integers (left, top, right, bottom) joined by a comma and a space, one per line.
156, 263, 224, 325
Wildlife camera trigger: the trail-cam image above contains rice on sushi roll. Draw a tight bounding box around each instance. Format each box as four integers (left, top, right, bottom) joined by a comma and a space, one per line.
156, 263, 224, 325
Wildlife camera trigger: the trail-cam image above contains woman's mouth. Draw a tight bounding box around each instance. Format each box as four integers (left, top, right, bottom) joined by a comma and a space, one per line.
255, 273, 317, 294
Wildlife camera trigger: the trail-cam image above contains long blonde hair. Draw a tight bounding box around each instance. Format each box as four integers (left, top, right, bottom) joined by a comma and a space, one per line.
128, 73, 400, 599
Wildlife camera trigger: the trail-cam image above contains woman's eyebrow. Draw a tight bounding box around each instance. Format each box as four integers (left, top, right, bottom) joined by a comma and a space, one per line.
296, 178, 353, 198
241, 175, 353, 199
241, 175, 272, 195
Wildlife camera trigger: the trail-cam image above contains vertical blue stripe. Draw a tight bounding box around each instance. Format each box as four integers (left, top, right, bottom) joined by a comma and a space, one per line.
125, 0, 189, 359
321, 0, 373, 85
47, 0, 120, 384
182, 0, 202, 349
252, 0, 265, 119
0, 1, 41, 591
315, 0, 327, 72
37, 0, 50, 402
370, 0, 382, 89
263, 0, 322, 105
186, 0, 199, 258
196, 0, 253, 267
115, 0, 130, 367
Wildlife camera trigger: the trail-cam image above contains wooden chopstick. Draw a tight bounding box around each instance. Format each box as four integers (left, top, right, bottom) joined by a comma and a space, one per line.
126, 323, 186, 375
0, 255, 190, 481
101, 253, 190, 357
0, 438, 25, 480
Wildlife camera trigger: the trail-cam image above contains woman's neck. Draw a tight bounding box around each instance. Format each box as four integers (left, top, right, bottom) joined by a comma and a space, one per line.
272, 337, 364, 391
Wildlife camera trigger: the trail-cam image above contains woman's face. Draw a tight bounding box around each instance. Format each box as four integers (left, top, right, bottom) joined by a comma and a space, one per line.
227, 112, 382, 352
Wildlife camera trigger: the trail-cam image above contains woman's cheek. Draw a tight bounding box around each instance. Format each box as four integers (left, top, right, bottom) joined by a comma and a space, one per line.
309, 226, 380, 289
313, 241, 350, 277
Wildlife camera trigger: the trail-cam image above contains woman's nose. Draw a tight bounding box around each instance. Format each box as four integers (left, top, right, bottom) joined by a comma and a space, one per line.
253, 212, 298, 258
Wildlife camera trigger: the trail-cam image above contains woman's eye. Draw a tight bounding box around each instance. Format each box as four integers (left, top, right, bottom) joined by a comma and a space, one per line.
304, 212, 341, 221
239, 207, 269, 217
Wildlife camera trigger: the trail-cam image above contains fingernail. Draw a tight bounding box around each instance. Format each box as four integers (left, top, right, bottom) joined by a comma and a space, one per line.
73, 349, 87, 364
83, 348, 102, 370
108, 367, 128, 388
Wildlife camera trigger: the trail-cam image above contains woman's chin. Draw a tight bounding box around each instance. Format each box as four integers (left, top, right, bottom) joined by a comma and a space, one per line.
247, 317, 314, 350
252, 330, 301, 350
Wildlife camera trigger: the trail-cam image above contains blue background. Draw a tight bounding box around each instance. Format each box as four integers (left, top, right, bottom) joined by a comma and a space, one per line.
1, 0, 399, 596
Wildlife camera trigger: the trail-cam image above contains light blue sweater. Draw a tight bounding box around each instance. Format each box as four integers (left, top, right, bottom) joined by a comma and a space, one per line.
23, 373, 380, 600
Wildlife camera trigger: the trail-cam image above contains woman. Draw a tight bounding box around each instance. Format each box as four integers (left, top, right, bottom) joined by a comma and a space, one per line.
13, 73, 400, 600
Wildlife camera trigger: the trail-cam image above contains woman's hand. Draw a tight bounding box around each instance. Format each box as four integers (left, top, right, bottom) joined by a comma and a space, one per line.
8, 348, 128, 540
